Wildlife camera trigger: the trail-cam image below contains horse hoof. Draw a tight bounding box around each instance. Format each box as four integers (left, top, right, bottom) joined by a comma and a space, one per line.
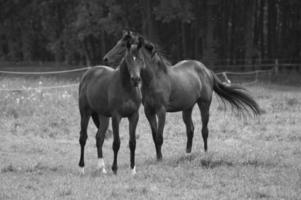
97, 158, 107, 174
112, 166, 118, 175
186, 148, 192, 154
131, 166, 136, 175
156, 156, 163, 161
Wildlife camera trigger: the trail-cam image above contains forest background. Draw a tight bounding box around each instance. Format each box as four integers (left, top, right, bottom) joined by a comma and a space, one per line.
0, 0, 300, 67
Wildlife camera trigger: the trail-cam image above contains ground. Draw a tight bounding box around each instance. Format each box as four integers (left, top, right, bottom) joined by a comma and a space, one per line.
0, 75, 300, 200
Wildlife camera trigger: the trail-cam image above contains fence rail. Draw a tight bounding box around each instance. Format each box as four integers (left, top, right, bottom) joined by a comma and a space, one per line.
0, 62, 299, 92
0, 66, 90, 75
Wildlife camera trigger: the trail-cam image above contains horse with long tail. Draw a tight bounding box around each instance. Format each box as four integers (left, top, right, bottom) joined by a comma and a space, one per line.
78, 32, 145, 174
104, 31, 261, 161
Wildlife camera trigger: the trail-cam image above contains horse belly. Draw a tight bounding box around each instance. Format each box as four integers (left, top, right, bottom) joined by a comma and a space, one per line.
167, 91, 199, 112
90, 97, 111, 116
167, 76, 201, 112
86, 81, 111, 116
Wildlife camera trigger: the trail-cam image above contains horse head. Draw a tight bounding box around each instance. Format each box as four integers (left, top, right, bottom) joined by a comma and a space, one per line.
103, 30, 143, 66
124, 38, 146, 87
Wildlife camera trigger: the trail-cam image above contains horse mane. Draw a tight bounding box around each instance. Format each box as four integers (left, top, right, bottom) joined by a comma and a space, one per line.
141, 38, 172, 73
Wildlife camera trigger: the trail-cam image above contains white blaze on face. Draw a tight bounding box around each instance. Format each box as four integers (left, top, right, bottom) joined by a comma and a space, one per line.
97, 158, 107, 174
133, 56, 136, 61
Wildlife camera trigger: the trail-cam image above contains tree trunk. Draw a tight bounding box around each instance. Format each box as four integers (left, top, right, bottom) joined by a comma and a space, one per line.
181, 22, 187, 59
203, 0, 219, 66
141, 0, 158, 42
100, 30, 106, 63
268, 0, 277, 60
244, 0, 256, 65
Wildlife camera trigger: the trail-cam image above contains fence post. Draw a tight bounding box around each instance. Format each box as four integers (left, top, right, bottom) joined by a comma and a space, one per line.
274, 59, 279, 75
222, 72, 231, 85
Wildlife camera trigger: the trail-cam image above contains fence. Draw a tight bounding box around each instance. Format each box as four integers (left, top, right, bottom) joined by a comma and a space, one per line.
0, 61, 299, 92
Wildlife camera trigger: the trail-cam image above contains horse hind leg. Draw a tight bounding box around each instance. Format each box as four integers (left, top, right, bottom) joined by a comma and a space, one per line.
156, 107, 167, 161
182, 107, 194, 154
95, 115, 109, 174
197, 100, 211, 152
78, 111, 91, 174
91, 112, 100, 128
144, 107, 160, 160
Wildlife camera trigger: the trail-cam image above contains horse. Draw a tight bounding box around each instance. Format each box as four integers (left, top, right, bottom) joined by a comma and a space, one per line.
78, 33, 145, 175
103, 31, 261, 161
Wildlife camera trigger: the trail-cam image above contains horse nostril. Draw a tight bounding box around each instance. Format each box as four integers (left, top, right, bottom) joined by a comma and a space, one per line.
131, 77, 141, 86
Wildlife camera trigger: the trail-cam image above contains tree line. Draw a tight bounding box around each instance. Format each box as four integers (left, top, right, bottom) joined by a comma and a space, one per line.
0, 0, 300, 67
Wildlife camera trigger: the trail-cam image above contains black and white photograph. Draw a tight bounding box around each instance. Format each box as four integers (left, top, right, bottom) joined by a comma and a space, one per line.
0, 0, 300, 199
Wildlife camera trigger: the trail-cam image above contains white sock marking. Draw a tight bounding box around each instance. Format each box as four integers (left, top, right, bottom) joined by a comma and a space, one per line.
97, 158, 107, 174
80, 167, 85, 175
131, 166, 136, 175
185, 152, 192, 156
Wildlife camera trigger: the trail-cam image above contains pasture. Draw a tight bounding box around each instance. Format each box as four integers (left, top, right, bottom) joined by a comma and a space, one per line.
0, 74, 300, 200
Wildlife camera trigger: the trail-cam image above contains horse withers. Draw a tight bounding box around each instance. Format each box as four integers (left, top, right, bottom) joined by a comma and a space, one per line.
78, 34, 145, 175
104, 31, 260, 161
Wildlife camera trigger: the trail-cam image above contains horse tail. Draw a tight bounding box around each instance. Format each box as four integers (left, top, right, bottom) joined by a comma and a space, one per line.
211, 71, 261, 116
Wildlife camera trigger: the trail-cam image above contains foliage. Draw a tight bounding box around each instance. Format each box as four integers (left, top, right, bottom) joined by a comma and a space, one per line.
0, 0, 300, 66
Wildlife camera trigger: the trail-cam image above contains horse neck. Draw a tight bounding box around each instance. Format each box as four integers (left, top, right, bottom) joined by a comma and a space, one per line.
146, 54, 168, 75
141, 61, 168, 91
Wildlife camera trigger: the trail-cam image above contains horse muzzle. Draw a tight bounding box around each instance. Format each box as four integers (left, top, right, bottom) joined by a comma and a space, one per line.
131, 76, 141, 87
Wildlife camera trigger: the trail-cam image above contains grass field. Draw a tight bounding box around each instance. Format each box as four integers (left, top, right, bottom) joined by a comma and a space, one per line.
0, 75, 300, 200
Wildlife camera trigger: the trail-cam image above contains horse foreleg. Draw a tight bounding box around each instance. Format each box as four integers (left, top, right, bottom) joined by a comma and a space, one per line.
156, 107, 166, 161
128, 112, 139, 175
95, 115, 109, 174
111, 115, 121, 174
182, 107, 194, 154
144, 107, 160, 160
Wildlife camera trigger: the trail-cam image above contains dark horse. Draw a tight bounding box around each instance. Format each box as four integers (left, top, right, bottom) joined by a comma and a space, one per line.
104, 32, 260, 161
78, 33, 144, 174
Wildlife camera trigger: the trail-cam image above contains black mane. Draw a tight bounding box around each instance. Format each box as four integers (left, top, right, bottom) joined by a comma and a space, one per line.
140, 38, 172, 73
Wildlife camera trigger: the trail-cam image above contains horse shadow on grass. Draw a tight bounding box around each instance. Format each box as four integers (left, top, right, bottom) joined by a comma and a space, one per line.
142, 152, 280, 169
0, 162, 69, 175
1, 153, 280, 177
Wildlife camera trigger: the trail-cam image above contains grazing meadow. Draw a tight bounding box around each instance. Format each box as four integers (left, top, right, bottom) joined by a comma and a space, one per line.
0, 73, 300, 200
